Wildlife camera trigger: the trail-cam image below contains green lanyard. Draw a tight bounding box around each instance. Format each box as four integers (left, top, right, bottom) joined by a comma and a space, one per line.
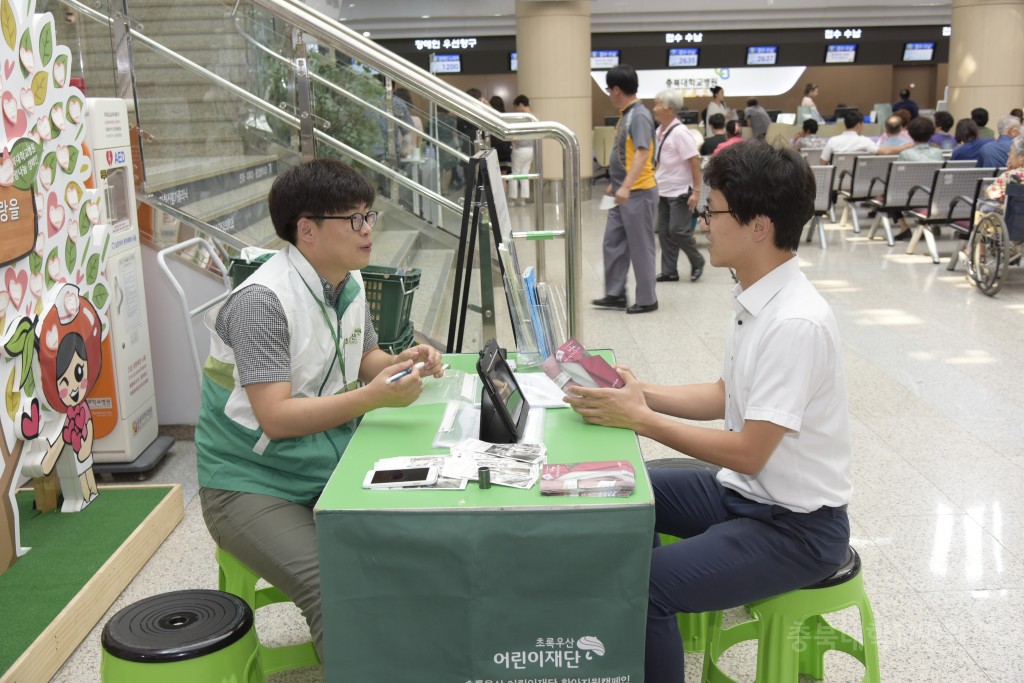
299, 277, 348, 396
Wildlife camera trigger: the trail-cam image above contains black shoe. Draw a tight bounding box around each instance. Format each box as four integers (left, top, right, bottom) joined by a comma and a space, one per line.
626, 302, 659, 314
894, 229, 913, 241
592, 295, 627, 309
656, 273, 680, 282
690, 263, 704, 282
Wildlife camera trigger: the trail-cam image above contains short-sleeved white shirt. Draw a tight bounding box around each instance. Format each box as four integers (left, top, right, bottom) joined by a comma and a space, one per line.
716, 257, 853, 513
654, 122, 700, 197
819, 130, 879, 163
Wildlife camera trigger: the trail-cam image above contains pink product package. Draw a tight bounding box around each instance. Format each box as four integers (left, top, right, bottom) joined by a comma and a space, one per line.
541, 338, 624, 394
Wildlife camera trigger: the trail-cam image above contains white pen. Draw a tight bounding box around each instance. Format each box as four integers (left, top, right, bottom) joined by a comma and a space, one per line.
386, 361, 425, 384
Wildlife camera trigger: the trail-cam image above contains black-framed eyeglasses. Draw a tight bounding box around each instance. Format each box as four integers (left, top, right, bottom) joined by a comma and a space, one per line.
305, 211, 379, 232
698, 206, 731, 224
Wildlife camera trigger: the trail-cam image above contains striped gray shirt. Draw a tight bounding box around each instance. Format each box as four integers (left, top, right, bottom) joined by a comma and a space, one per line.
216, 274, 379, 387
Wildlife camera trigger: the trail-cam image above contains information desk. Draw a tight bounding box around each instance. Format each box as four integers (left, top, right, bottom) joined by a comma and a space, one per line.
315, 352, 654, 682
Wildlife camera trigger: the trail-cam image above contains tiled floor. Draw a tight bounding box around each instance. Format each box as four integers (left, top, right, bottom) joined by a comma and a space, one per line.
51, 188, 1024, 682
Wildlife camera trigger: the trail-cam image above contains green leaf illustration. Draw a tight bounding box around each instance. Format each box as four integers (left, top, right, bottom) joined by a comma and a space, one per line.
10, 137, 42, 191
44, 247, 58, 288
91, 283, 109, 310
5, 370, 17, 422
101, 232, 110, 262
38, 22, 51, 66
1, 0, 15, 51
31, 70, 47, 106
64, 236, 77, 272
3, 317, 32, 356
79, 202, 91, 232
18, 28, 31, 78
18, 345, 32, 390
23, 366, 34, 397
86, 253, 100, 284
29, 251, 42, 274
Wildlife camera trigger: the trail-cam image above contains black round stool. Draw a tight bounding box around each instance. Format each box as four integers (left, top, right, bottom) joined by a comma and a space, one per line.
100, 589, 262, 682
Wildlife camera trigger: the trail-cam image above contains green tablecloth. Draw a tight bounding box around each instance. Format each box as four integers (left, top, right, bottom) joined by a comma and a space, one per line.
315, 352, 654, 682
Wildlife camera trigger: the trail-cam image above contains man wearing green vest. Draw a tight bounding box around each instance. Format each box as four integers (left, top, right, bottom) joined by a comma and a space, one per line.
196, 158, 445, 658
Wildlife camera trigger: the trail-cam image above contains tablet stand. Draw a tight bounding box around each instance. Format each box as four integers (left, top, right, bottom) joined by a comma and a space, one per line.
447, 149, 520, 353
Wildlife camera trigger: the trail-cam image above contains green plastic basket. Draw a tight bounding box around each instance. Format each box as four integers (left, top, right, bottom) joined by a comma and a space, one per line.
361, 266, 421, 341
378, 322, 415, 355
228, 254, 274, 288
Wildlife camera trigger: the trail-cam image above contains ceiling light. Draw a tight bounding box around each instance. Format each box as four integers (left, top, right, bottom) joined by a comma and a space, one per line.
362, 31, 371, 37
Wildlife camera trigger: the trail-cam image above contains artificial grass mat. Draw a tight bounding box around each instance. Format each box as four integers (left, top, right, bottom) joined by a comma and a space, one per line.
0, 486, 173, 673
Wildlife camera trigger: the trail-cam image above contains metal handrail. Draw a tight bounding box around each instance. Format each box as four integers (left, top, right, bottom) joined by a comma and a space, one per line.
245, 0, 582, 337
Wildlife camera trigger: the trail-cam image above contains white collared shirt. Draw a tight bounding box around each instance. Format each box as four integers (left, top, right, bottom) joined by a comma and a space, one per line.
716, 256, 853, 512
819, 130, 879, 163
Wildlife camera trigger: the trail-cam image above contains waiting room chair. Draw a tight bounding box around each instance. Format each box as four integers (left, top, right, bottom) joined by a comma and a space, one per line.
905, 167, 999, 263
865, 161, 943, 245
944, 159, 978, 169
702, 546, 880, 683
837, 155, 896, 233
805, 165, 836, 249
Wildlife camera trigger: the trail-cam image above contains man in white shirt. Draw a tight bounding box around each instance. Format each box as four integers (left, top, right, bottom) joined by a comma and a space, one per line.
820, 109, 908, 163
566, 142, 852, 683
652, 88, 705, 282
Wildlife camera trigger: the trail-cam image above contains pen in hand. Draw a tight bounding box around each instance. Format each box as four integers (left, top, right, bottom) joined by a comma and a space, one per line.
386, 361, 425, 385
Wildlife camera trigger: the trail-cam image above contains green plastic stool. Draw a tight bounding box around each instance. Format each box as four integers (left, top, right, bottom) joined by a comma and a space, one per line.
659, 533, 712, 654
216, 547, 321, 675
101, 589, 261, 682
702, 546, 880, 683
649, 457, 723, 656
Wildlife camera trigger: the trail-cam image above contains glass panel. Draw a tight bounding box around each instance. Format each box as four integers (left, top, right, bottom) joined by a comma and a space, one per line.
44, 0, 565, 349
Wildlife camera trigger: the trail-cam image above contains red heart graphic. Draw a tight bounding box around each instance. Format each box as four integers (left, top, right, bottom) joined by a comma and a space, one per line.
75, 270, 84, 284
3, 60, 13, 79
4, 269, 28, 309
20, 398, 40, 440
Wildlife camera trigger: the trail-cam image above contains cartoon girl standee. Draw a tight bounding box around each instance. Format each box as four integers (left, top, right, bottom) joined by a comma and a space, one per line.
36, 284, 103, 512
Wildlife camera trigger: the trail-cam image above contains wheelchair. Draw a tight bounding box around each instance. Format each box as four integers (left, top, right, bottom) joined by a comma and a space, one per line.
968, 183, 1024, 296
